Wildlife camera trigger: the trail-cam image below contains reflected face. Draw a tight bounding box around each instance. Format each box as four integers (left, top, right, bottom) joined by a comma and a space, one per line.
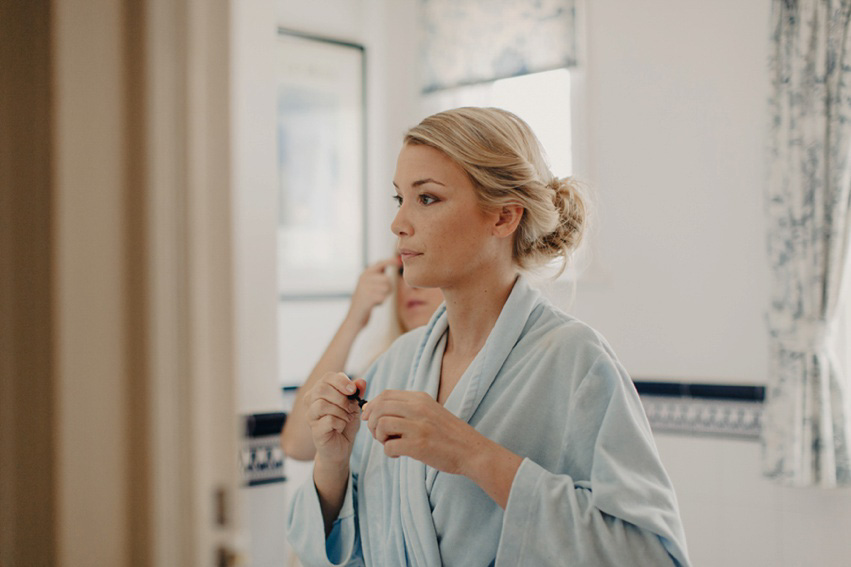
391, 143, 499, 290
395, 264, 444, 331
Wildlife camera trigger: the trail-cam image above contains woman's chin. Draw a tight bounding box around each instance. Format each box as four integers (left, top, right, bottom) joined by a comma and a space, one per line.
402, 268, 443, 290
402, 273, 425, 288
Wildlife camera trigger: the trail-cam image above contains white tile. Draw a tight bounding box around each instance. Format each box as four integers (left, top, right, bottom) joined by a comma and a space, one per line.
242, 482, 288, 567
652, 433, 851, 567
778, 485, 851, 567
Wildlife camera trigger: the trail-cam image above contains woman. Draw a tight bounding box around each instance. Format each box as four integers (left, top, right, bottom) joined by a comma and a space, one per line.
287, 107, 690, 566
281, 257, 444, 461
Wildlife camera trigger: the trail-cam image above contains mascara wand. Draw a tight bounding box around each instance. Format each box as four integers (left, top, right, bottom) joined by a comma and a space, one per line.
347, 391, 368, 408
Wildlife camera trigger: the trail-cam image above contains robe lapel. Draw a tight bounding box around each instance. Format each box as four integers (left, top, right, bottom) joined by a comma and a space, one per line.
398, 305, 448, 566
453, 276, 541, 424
394, 276, 541, 566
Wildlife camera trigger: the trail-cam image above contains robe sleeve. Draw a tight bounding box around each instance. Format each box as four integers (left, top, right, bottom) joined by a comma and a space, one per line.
285, 351, 398, 567
285, 466, 364, 566
497, 352, 691, 567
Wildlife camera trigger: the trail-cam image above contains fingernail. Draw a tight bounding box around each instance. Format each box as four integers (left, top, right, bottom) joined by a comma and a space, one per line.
347, 383, 356, 393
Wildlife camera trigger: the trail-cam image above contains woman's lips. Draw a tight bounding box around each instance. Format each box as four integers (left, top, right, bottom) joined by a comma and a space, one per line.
398, 249, 421, 260
406, 300, 425, 309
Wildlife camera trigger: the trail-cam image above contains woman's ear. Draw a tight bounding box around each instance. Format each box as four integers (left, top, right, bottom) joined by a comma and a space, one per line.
493, 204, 523, 238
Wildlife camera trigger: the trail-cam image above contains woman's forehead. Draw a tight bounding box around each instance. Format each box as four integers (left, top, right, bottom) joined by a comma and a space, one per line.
394, 144, 466, 187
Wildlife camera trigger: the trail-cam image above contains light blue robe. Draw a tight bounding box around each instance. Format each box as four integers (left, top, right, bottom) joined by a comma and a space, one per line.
287, 276, 691, 566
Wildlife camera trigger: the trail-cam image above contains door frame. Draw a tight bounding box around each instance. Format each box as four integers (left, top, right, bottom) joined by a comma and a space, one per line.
0, 1, 240, 565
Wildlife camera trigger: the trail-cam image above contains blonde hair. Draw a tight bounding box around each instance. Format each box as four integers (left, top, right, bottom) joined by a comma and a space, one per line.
404, 107, 587, 273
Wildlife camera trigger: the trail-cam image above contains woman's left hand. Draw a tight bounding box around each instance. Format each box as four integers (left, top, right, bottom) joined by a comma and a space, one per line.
360, 390, 490, 475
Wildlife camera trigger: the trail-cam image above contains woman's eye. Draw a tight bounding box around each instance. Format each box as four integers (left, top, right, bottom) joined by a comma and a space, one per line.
419, 194, 437, 205
392, 194, 402, 207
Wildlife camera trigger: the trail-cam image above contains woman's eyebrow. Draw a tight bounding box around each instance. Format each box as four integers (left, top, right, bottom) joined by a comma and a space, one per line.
392, 178, 446, 189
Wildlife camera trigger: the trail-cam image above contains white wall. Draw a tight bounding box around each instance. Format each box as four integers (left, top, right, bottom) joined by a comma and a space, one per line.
573, 0, 770, 386
657, 434, 851, 566
232, 0, 281, 414
231, 4, 289, 566
576, 2, 851, 565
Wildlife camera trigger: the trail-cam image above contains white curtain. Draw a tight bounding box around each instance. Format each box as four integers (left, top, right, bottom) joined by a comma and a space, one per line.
763, 0, 851, 487
419, 0, 577, 93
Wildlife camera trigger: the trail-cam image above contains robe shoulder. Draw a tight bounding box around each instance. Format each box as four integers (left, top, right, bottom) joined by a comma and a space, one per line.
510, 301, 628, 390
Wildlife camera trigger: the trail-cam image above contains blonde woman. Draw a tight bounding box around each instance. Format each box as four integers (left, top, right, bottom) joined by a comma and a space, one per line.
287, 108, 690, 566
281, 257, 443, 461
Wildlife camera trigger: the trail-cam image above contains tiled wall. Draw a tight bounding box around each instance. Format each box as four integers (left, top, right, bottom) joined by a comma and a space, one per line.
657, 433, 851, 566
240, 413, 290, 567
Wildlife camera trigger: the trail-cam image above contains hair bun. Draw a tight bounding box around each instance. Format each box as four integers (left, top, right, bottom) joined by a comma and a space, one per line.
536, 176, 586, 267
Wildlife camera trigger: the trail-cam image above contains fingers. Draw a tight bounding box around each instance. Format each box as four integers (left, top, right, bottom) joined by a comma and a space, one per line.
362, 397, 409, 431
352, 378, 368, 399
382, 437, 407, 459
348, 261, 395, 325
368, 256, 400, 273
325, 371, 359, 397
373, 417, 425, 460
358, 390, 473, 472
306, 398, 354, 425
316, 414, 350, 436
372, 415, 407, 444
307, 373, 360, 423
361, 391, 436, 448
360, 390, 429, 420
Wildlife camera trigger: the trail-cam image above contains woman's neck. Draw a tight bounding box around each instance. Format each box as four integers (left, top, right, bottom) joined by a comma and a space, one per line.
441, 270, 518, 358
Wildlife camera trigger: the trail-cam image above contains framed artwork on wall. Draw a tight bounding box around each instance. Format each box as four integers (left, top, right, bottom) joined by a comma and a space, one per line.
276, 28, 366, 299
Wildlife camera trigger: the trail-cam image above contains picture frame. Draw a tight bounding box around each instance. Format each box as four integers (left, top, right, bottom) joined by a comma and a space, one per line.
275, 29, 367, 299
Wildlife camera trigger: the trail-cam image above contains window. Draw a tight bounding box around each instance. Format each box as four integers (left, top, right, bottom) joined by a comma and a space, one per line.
420, 68, 572, 177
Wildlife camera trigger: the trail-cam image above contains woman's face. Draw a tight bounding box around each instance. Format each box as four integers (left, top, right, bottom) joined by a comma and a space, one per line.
395, 264, 444, 331
391, 143, 500, 290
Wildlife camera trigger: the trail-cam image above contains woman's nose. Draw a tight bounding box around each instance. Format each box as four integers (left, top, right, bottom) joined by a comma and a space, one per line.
391, 206, 410, 237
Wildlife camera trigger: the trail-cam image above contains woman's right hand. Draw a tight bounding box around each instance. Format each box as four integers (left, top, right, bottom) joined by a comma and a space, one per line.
344, 257, 400, 330
305, 372, 367, 466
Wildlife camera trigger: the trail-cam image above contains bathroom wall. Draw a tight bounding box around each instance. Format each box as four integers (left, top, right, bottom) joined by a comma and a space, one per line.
578, 1, 851, 565
234, 1, 851, 565
571, 0, 770, 385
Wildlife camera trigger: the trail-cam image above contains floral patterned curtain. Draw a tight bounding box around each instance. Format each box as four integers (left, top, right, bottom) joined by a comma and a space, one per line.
419, 0, 577, 93
763, 0, 851, 487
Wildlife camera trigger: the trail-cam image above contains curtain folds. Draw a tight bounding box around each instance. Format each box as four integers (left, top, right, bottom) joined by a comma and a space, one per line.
763, 0, 851, 487
419, 0, 577, 93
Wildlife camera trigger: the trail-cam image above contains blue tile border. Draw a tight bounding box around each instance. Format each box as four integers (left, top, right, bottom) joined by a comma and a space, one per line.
245, 411, 286, 438
633, 380, 765, 402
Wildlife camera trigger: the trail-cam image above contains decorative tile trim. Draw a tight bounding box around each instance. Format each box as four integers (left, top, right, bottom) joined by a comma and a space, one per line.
640, 395, 763, 440
240, 435, 286, 486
